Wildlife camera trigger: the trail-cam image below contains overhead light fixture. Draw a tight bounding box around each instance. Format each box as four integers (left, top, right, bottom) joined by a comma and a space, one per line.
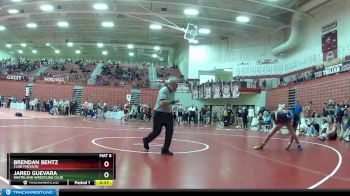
32, 49, 37, 54
6, 44, 12, 48
102, 51, 108, 55
40, 4, 54, 12
20, 43, 26, 47
129, 52, 134, 57
57, 21, 69, 27
18, 50, 23, 54
127, 44, 133, 49
11, 0, 23, 2
101, 22, 114, 27
26, 23, 38, 28
67, 42, 73, 47
0, 26, 6, 31
150, 24, 162, 30
236, 16, 250, 23
184, 8, 199, 16
188, 39, 199, 44
154, 46, 160, 51
198, 28, 211, 34
97, 43, 104, 48
46, 43, 50, 46
8, 9, 19, 14
224, 68, 233, 72
152, 54, 157, 58
75, 50, 81, 54
55, 49, 60, 54
93, 3, 108, 10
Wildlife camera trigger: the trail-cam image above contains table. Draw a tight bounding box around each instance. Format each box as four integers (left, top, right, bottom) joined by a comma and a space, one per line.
105, 111, 124, 119
10, 102, 26, 110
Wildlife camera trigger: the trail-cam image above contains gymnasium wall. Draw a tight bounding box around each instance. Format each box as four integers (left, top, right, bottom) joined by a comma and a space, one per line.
0, 50, 12, 59
266, 72, 350, 114
173, 41, 189, 79
0, 81, 159, 108
199, 91, 266, 112
281, 0, 350, 69
187, 32, 287, 79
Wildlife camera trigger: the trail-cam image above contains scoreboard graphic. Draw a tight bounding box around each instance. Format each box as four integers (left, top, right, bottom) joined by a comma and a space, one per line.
7, 153, 116, 186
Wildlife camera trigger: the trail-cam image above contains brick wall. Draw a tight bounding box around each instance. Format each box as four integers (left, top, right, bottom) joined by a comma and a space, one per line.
266, 72, 350, 114
266, 86, 289, 111
0, 80, 27, 98
0, 81, 160, 107
140, 88, 159, 108
32, 83, 75, 101
82, 86, 132, 106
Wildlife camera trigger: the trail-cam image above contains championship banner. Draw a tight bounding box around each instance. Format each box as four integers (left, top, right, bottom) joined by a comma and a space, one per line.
177, 83, 191, 93
231, 83, 240, 98
204, 83, 212, 99
192, 86, 199, 99
322, 30, 337, 62
213, 83, 221, 98
222, 82, 231, 98
198, 85, 204, 99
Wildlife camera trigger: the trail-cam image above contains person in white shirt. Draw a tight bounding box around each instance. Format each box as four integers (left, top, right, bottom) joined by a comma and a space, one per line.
188, 105, 196, 124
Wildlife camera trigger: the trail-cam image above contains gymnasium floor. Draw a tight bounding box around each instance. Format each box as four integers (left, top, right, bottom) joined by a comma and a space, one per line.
1, 108, 350, 189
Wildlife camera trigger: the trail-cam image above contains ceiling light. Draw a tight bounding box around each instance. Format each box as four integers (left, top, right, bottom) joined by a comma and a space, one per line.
154, 46, 160, 51
46, 43, 50, 46
93, 3, 108, 10
102, 22, 114, 27
11, 0, 23, 2
32, 50, 37, 54
6, 44, 12, 48
18, 50, 23, 54
236, 16, 250, 23
127, 44, 133, 49
26, 23, 38, 28
152, 54, 157, 58
20, 43, 26, 47
184, 8, 199, 16
67, 42, 73, 47
102, 51, 108, 55
40, 4, 54, 12
189, 39, 199, 44
198, 28, 211, 34
55, 50, 60, 54
129, 52, 134, 57
57, 21, 69, 27
224, 68, 232, 72
75, 50, 81, 54
150, 24, 162, 30
8, 9, 19, 14
0, 26, 6, 31
97, 43, 104, 48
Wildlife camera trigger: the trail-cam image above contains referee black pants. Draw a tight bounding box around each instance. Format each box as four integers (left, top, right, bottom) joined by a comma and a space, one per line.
144, 111, 174, 151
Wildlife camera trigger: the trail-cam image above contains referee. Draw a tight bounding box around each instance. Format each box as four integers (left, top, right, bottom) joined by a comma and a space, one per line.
143, 77, 179, 155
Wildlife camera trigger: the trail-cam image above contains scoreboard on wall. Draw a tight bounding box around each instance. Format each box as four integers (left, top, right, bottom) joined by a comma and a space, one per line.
7, 153, 116, 186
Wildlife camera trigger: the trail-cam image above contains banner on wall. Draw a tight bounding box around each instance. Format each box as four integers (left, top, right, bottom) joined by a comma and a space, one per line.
44, 77, 65, 83
204, 83, 212, 98
192, 86, 199, 99
198, 85, 203, 99
177, 83, 191, 93
213, 83, 221, 98
231, 83, 240, 98
222, 82, 231, 98
322, 30, 338, 62
7, 75, 24, 81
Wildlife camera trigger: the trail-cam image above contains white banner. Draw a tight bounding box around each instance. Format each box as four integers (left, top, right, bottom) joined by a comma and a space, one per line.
44, 77, 65, 83
7, 75, 24, 80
